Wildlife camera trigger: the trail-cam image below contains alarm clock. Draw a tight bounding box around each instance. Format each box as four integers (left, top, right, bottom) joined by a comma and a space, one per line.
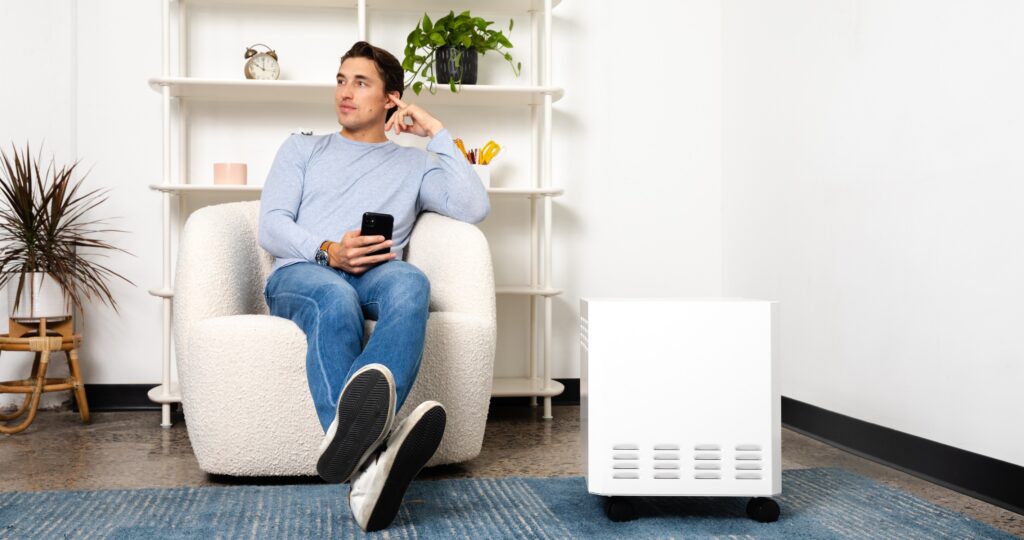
244, 44, 280, 80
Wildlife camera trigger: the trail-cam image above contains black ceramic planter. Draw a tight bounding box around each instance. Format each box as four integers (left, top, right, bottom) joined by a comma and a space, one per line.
435, 46, 478, 85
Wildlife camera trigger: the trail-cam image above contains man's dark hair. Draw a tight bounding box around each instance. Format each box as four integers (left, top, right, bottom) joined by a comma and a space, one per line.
340, 41, 404, 122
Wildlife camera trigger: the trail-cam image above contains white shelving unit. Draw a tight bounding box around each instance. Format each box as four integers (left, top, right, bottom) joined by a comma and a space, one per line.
150, 0, 564, 427
149, 77, 564, 105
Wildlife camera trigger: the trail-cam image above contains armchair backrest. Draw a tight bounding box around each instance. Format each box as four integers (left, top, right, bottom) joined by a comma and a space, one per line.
173, 201, 496, 365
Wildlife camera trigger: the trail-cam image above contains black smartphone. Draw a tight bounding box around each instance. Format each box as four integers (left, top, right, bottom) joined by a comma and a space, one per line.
361, 212, 394, 256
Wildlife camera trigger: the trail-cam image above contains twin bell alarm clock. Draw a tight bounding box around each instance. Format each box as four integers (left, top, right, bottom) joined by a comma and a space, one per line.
244, 43, 280, 80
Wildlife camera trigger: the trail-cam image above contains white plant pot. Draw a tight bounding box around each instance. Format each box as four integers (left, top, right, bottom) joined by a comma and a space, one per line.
472, 164, 491, 188
7, 272, 73, 321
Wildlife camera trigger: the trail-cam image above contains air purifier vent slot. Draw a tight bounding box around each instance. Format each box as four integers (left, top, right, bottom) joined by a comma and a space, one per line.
654, 472, 680, 480
736, 473, 762, 480
610, 444, 640, 478
736, 444, 761, 451
736, 463, 762, 470
692, 443, 724, 478
653, 453, 680, 460
654, 444, 679, 451
735, 453, 762, 461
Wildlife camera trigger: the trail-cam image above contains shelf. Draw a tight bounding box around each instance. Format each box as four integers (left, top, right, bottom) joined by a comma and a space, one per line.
148, 382, 182, 404
148, 77, 563, 106
148, 288, 175, 298
182, 0, 561, 13
149, 183, 562, 197
491, 377, 564, 398
488, 187, 563, 198
495, 286, 561, 297
150, 184, 261, 193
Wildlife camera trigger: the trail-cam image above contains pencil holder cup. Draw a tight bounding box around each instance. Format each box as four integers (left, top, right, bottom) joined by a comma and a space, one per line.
472, 164, 490, 188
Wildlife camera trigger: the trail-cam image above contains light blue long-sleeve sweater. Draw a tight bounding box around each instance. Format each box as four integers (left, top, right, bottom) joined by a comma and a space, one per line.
258, 128, 489, 282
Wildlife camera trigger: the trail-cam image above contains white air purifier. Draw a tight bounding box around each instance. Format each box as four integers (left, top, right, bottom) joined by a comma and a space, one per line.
580, 298, 781, 522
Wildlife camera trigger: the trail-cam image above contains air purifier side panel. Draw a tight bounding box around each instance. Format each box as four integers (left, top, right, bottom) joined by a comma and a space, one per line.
582, 299, 780, 497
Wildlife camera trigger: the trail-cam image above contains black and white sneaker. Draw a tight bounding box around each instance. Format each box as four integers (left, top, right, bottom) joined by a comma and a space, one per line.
348, 401, 447, 532
316, 364, 396, 484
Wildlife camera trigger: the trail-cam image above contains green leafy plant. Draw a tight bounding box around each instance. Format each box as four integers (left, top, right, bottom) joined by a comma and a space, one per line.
403, 10, 522, 95
0, 143, 134, 313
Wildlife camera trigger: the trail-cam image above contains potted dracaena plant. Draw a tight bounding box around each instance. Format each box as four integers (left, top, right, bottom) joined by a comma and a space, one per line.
402, 10, 522, 95
0, 143, 133, 321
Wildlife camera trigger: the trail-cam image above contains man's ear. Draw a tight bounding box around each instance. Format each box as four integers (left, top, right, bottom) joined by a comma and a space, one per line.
385, 91, 400, 109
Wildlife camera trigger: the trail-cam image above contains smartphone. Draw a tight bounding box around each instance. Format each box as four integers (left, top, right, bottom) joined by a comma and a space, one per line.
361, 212, 394, 257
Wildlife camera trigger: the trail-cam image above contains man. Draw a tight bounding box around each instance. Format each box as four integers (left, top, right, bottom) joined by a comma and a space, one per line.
258, 41, 489, 532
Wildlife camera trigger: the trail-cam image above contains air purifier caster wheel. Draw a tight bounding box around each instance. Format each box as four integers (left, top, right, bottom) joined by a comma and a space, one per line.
746, 497, 780, 523
603, 496, 638, 522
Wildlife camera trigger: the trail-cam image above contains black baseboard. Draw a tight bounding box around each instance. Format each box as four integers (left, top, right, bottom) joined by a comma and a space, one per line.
75, 383, 1022, 516
72, 384, 164, 412
76, 380, 582, 413
782, 396, 1024, 516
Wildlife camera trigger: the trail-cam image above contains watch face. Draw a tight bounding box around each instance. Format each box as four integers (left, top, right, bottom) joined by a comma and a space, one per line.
247, 53, 280, 80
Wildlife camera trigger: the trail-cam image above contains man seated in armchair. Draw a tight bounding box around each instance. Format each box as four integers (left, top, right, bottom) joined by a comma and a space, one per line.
257, 41, 489, 532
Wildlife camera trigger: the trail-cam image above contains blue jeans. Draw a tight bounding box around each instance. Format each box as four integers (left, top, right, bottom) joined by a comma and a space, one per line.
264, 260, 430, 432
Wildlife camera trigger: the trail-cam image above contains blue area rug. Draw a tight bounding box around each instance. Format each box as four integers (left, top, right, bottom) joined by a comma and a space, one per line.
0, 468, 1015, 539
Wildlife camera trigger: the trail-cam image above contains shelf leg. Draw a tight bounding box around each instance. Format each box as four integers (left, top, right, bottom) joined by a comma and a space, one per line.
161, 403, 171, 428
543, 397, 552, 420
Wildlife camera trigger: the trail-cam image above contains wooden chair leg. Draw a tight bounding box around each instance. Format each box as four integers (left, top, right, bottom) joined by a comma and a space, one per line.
0, 352, 40, 422
66, 348, 90, 424
0, 351, 49, 435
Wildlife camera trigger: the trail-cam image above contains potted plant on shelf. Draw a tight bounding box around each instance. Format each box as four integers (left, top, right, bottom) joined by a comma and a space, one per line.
0, 143, 134, 322
402, 10, 522, 95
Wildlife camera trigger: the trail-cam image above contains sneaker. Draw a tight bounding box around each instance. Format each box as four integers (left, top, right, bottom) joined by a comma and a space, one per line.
348, 401, 447, 532
316, 364, 396, 484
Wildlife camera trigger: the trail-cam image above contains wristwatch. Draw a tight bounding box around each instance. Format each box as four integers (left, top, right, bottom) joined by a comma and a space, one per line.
315, 240, 332, 266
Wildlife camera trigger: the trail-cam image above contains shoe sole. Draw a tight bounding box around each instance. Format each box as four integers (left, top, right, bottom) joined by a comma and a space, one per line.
364, 405, 447, 532
316, 368, 394, 483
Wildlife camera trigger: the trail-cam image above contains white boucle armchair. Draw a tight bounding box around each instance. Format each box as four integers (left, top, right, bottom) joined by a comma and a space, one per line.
172, 200, 496, 476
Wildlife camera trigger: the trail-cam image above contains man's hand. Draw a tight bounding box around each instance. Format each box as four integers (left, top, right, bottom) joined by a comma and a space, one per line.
384, 95, 444, 138
328, 229, 396, 274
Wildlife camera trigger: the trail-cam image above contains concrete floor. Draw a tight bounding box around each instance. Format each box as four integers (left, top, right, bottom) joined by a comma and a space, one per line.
1, 406, 1021, 537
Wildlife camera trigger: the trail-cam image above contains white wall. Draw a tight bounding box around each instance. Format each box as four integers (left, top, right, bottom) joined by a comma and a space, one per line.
722, 0, 1024, 466
0, 1, 724, 410
0, 0, 78, 409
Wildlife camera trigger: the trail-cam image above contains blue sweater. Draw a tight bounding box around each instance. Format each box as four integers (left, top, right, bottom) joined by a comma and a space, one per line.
258, 129, 489, 279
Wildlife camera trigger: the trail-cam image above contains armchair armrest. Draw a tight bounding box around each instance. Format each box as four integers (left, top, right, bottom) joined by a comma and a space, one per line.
174, 201, 272, 368
405, 212, 495, 320
181, 314, 321, 475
